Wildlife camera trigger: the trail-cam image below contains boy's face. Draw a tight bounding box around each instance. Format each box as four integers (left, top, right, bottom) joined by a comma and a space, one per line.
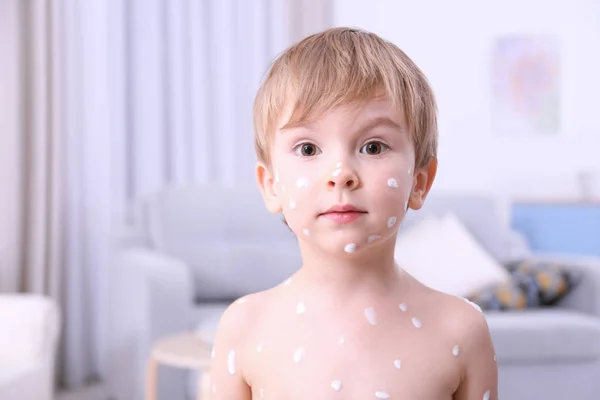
257, 97, 436, 255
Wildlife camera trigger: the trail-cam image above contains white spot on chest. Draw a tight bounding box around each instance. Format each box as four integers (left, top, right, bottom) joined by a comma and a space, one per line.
375, 391, 391, 399
227, 349, 236, 375
330, 380, 342, 391
368, 234, 381, 243
293, 347, 304, 363
387, 216, 397, 228
452, 345, 460, 357
296, 302, 307, 314
398, 303, 408, 312
344, 243, 357, 253
387, 178, 398, 188
483, 390, 491, 400
394, 359, 402, 369
296, 177, 310, 188
411, 317, 422, 328
364, 307, 377, 325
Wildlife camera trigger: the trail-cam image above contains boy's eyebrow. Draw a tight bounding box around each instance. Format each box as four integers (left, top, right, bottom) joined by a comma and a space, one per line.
279, 116, 404, 134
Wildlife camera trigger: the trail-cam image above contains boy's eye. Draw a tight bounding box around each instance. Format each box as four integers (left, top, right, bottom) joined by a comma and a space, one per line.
361, 141, 389, 155
294, 143, 321, 157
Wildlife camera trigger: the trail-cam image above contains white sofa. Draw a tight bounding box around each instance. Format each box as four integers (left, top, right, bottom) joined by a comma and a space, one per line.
0, 294, 61, 400
108, 184, 600, 400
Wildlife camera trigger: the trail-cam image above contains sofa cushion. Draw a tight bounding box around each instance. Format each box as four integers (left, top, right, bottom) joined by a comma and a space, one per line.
486, 309, 600, 362
146, 185, 302, 300
394, 213, 511, 297
468, 259, 582, 311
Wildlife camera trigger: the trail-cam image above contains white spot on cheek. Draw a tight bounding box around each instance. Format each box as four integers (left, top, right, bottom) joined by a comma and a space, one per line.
302, 228, 310, 236
332, 168, 342, 177
296, 177, 309, 188
339, 336, 345, 345
452, 345, 460, 357
293, 347, 304, 363
368, 234, 381, 243
364, 307, 377, 325
257, 343, 263, 353
344, 243, 356, 253
227, 349, 236, 375
399, 303, 408, 312
289, 198, 296, 209
331, 380, 342, 392
412, 317, 422, 328
375, 391, 391, 399
387, 216, 397, 228
296, 302, 307, 314
394, 359, 402, 369
275, 172, 280, 182
483, 390, 491, 400
387, 178, 398, 188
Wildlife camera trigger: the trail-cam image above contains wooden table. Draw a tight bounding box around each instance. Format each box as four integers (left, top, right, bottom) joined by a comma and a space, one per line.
146, 333, 213, 400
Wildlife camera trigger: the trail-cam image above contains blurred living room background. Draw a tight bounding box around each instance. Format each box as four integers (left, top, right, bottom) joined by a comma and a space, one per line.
1, 1, 600, 400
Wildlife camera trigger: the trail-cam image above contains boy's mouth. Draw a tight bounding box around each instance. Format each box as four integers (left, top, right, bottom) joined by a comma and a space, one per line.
319, 204, 367, 223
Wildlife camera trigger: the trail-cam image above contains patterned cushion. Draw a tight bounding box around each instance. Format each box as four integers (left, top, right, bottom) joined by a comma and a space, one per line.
468, 259, 581, 311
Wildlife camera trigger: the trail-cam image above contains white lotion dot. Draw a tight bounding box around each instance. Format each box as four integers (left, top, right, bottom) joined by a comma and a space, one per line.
364, 307, 377, 325
293, 347, 304, 363
227, 349, 236, 375
289, 199, 296, 209
296, 177, 310, 188
368, 234, 381, 243
331, 380, 342, 392
399, 303, 408, 312
332, 168, 342, 177
344, 243, 357, 253
339, 336, 345, 345
257, 343, 263, 353
387, 178, 399, 188
452, 345, 460, 357
394, 359, 402, 369
296, 302, 307, 314
302, 228, 310, 236
387, 216, 397, 228
375, 391, 391, 399
284, 277, 292, 286
463, 297, 483, 312
412, 317, 422, 328
483, 390, 491, 400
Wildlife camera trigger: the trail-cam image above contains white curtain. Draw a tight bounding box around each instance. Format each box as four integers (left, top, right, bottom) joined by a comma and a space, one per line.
1, 0, 332, 391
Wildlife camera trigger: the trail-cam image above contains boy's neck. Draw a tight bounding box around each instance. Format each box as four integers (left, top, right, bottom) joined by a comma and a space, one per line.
294, 239, 403, 296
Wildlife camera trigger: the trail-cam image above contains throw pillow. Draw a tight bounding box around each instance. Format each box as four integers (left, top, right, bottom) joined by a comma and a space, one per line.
468, 259, 581, 311
394, 213, 511, 297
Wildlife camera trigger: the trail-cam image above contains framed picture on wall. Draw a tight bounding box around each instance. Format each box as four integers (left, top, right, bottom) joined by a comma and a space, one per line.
491, 35, 561, 136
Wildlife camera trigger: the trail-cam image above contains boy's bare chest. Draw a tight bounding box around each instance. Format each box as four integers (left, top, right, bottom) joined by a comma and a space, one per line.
244, 299, 461, 400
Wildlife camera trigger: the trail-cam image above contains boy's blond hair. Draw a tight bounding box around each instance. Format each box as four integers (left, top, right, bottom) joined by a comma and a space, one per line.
253, 27, 438, 170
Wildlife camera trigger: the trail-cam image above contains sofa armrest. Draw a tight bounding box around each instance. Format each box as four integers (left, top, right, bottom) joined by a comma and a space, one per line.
107, 247, 194, 400
530, 253, 600, 317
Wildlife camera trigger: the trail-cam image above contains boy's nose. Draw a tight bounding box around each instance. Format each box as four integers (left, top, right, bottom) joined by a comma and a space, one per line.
327, 165, 360, 191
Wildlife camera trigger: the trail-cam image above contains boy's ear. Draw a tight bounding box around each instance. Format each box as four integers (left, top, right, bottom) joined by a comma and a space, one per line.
256, 162, 283, 214
408, 157, 438, 211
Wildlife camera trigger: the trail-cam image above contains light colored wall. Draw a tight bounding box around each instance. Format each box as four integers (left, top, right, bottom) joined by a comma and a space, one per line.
333, 0, 600, 199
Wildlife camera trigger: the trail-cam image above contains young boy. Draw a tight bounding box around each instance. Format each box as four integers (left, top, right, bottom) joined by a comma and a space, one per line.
208, 27, 498, 399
